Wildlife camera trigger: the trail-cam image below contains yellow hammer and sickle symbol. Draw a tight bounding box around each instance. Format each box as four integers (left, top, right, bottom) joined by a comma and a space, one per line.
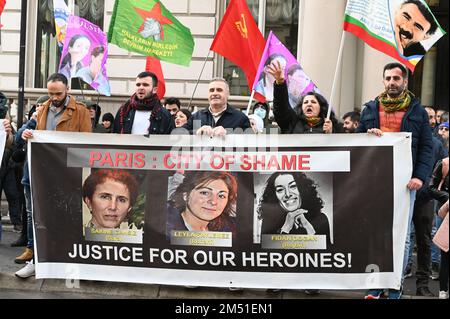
235, 14, 248, 39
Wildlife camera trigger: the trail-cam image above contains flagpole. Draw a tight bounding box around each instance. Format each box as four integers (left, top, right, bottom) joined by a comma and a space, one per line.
187, 51, 211, 112
327, 31, 346, 120
77, 77, 85, 100
246, 90, 255, 115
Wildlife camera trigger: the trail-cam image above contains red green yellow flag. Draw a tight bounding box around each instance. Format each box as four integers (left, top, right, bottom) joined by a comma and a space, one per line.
108, 0, 194, 66
344, 0, 446, 72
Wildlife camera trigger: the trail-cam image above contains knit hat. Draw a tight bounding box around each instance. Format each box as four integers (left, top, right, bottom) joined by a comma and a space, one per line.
36, 95, 49, 104
439, 121, 449, 129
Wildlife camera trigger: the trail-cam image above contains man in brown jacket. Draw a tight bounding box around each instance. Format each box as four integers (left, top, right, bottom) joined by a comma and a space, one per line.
34, 73, 92, 132
14, 73, 91, 279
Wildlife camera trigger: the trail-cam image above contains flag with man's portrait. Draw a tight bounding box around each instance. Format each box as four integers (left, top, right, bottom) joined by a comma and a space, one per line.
108, 0, 194, 66
343, 0, 446, 71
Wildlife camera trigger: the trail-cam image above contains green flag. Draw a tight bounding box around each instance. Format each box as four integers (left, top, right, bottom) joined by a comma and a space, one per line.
108, 0, 194, 66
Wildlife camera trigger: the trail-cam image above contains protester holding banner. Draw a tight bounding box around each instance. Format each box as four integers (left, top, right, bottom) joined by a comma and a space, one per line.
113, 71, 174, 135
167, 171, 237, 237
358, 62, 433, 299
258, 172, 330, 241
268, 61, 341, 134
181, 78, 250, 136
15, 73, 91, 279
9, 96, 49, 251
82, 169, 139, 229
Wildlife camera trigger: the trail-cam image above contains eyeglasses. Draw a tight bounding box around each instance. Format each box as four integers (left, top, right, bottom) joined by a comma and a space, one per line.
439, 127, 449, 131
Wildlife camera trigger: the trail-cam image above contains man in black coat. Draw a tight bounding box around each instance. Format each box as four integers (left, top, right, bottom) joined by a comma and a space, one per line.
114, 71, 174, 135
359, 62, 433, 299
181, 78, 250, 136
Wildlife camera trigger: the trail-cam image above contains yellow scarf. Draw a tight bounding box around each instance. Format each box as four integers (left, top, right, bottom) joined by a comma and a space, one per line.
379, 90, 413, 113
305, 116, 321, 127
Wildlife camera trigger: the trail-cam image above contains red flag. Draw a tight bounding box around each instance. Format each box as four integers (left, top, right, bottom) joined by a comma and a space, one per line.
145, 56, 166, 100
210, 0, 266, 101
0, 0, 6, 29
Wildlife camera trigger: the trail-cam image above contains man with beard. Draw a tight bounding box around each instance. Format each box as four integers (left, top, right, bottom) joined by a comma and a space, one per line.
358, 63, 433, 299
342, 111, 360, 133
114, 71, 173, 135
15, 73, 91, 279
393, 0, 438, 57
30, 73, 91, 132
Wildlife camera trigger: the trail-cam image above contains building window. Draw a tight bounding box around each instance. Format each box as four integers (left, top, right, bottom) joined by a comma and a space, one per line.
223, 0, 299, 97
34, 0, 104, 88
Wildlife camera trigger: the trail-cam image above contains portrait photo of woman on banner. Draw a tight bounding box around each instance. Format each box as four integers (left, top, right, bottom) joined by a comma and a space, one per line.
59, 34, 92, 80
166, 171, 237, 240
255, 172, 332, 247
82, 168, 144, 244
59, 15, 111, 95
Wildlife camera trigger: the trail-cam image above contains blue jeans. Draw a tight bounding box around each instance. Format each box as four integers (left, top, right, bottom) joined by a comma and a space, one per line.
431, 214, 443, 264
24, 185, 33, 250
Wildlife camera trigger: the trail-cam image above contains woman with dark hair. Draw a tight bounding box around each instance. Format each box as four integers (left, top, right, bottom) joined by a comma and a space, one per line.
268, 61, 343, 134
101, 112, 115, 133
167, 171, 237, 236
59, 34, 91, 80
258, 172, 330, 239
82, 169, 138, 229
174, 109, 192, 128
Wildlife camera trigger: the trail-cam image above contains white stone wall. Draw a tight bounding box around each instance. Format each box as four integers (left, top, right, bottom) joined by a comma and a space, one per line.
0, 0, 21, 90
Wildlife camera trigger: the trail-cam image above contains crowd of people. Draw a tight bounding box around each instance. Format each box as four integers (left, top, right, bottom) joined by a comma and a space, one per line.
0, 60, 448, 299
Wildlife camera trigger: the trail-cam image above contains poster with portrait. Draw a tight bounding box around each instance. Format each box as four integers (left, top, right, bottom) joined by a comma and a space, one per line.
58, 15, 111, 96
30, 132, 412, 290
252, 31, 320, 108
81, 167, 146, 244
344, 0, 446, 71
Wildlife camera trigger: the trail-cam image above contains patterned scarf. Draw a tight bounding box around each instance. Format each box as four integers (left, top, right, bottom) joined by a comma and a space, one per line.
305, 116, 321, 127
119, 93, 162, 133
379, 90, 412, 113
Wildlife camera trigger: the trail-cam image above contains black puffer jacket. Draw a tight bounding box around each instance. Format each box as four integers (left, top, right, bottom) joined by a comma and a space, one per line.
273, 82, 342, 134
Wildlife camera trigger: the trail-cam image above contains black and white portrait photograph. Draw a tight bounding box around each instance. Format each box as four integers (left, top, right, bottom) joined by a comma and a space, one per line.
253, 172, 333, 249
